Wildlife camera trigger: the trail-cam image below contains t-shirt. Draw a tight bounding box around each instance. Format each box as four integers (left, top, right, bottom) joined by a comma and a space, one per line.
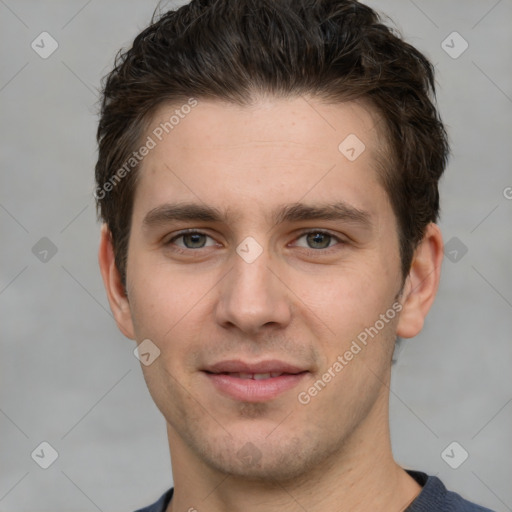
133, 470, 495, 512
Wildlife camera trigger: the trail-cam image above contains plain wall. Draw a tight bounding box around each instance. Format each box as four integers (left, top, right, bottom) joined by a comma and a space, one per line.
1, 1, 511, 510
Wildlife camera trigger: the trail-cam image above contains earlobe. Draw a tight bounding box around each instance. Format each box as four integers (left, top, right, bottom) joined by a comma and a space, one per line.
396, 223, 443, 339
98, 224, 136, 340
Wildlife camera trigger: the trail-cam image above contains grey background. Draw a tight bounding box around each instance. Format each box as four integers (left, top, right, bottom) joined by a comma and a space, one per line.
1, 0, 511, 510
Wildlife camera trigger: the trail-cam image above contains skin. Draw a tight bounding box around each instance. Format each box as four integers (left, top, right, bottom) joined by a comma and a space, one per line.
99, 96, 443, 511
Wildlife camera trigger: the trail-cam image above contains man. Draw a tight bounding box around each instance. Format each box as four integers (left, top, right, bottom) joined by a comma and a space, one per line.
95, 1, 494, 510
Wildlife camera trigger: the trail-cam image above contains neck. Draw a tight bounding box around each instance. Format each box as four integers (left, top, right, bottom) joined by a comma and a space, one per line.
166, 390, 421, 512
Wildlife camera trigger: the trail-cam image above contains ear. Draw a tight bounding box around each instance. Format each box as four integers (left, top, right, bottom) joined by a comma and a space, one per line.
98, 224, 136, 340
397, 223, 443, 339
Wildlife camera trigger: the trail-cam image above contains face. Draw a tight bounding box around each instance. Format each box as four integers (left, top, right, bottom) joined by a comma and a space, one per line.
111, 97, 410, 481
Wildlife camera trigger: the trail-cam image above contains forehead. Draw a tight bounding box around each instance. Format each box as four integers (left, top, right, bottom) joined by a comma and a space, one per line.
132, 96, 392, 226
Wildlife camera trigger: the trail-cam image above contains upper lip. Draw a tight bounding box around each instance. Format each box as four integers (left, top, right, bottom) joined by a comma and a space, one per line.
203, 359, 307, 374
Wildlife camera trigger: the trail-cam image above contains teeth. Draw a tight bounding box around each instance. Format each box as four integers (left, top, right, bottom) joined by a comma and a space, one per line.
229, 372, 284, 380
253, 373, 271, 380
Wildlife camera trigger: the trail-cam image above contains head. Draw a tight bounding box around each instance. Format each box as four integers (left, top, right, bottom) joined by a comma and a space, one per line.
97, 0, 448, 483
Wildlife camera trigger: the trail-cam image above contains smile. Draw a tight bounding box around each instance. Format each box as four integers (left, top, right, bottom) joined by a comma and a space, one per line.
202, 360, 309, 402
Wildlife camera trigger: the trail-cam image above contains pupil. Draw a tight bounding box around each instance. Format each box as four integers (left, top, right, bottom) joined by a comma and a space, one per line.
308, 232, 330, 249
185, 233, 205, 248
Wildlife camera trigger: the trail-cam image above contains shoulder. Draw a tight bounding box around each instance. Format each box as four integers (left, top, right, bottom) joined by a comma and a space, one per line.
133, 487, 174, 512
406, 471, 495, 512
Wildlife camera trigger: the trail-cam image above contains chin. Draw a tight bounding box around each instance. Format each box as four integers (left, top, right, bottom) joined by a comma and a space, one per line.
191, 429, 335, 484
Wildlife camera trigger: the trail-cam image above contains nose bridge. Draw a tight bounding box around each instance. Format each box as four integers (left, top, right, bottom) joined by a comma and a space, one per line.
215, 243, 291, 333
233, 249, 273, 300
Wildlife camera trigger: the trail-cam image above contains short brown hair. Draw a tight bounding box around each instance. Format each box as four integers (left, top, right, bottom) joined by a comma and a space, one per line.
95, 0, 449, 285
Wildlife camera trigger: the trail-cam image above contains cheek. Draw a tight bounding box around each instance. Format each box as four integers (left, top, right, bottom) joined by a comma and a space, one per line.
292, 262, 393, 340
127, 274, 177, 348
127, 260, 214, 370
127, 245, 197, 330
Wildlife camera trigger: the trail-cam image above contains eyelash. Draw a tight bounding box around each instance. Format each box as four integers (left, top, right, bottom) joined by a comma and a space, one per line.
165, 229, 345, 255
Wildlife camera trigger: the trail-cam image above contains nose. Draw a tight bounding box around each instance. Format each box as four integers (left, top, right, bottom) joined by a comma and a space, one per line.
214, 246, 292, 335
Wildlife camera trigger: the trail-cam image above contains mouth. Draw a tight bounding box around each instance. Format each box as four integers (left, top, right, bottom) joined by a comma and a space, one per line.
202, 360, 309, 402
214, 372, 290, 379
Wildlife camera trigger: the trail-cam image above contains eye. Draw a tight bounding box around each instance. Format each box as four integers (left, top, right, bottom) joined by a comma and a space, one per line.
293, 230, 342, 250
165, 229, 344, 253
167, 230, 217, 249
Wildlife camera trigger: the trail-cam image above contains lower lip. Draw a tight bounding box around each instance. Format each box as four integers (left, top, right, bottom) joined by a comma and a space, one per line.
204, 372, 308, 402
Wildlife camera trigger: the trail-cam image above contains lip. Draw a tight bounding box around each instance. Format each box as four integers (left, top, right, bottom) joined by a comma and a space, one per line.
204, 359, 305, 375
202, 359, 308, 402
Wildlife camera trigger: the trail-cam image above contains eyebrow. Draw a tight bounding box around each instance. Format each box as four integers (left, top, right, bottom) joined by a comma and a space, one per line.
142, 201, 372, 230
